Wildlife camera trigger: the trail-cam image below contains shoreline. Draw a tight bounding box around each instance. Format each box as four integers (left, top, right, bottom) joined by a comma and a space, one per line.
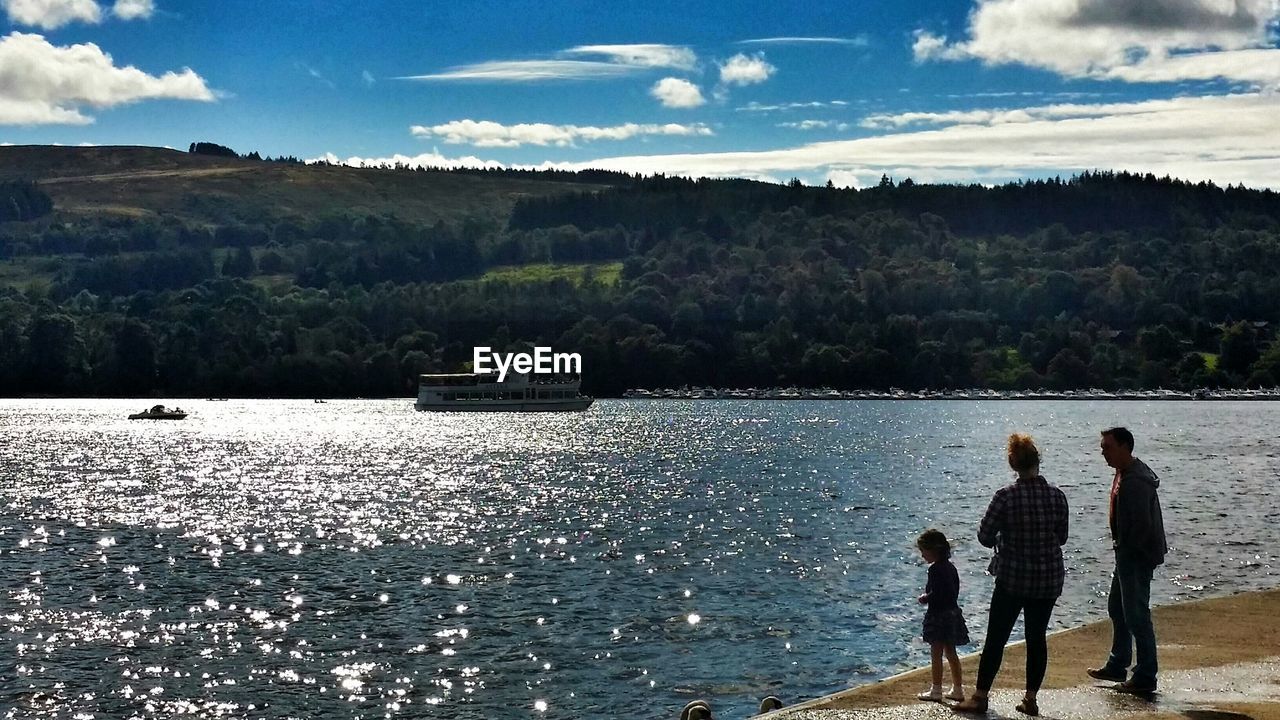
623, 389, 1280, 401
772, 586, 1280, 719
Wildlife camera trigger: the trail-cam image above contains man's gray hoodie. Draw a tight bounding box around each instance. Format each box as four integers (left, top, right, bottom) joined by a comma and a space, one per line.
1110, 457, 1168, 568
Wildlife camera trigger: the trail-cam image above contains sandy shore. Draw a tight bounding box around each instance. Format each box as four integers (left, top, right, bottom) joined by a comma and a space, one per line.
771, 587, 1280, 720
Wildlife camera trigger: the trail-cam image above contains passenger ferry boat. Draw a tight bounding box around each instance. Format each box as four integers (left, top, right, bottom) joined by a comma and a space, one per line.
415, 372, 594, 412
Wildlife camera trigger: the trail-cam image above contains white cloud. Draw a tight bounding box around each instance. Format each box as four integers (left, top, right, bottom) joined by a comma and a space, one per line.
862, 92, 1280, 128
0, 32, 214, 126
778, 120, 850, 131
650, 77, 705, 108
913, 0, 1280, 84
402, 44, 697, 83
564, 44, 696, 70
718, 52, 776, 86
1102, 48, 1280, 84
542, 92, 1280, 189
912, 30, 970, 62
401, 60, 643, 82
111, 0, 151, 20
311, 150, 506, 171
2, 0, 100, 28
316, 91, 1280, 189
737, 100, 849, 112
410, 119, 712, 147
362, 70, 375, 86
738, 36, 869, 46
824, 169, 864, 189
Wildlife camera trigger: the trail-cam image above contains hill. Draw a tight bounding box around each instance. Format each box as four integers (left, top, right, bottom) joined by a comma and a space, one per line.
0, 145, 612, 227
1, 145, 1280, 398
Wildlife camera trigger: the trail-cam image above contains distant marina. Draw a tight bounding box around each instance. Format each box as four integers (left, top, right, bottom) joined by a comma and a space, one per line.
621, 386, 1280, 401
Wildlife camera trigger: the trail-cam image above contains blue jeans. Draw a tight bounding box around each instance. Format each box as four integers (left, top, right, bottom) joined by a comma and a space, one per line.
1105, 551, 1158, 684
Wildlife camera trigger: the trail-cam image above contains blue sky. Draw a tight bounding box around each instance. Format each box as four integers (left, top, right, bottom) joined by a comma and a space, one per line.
3, 0, 1280, 188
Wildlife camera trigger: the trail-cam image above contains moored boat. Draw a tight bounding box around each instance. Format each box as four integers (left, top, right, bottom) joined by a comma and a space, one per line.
128, 404, 188, 420
415, 372, 593, 412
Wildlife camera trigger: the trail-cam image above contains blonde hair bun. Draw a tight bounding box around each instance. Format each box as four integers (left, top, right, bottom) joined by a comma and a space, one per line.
1007, 432, 1041, 473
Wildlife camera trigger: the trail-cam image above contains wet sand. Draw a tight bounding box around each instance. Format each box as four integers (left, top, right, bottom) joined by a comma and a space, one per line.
773, 587, 1280, 720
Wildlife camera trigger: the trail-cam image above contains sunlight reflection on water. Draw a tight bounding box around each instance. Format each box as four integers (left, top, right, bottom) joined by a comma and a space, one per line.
1, 399, 1277, 719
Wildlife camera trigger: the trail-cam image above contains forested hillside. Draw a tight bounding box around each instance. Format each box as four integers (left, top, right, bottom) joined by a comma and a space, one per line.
2, 145, 1279, 397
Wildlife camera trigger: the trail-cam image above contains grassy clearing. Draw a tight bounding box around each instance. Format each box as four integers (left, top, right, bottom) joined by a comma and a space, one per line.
480, 261, 622, 287
0, 256, 59, 290
1197, 352, 1219, 371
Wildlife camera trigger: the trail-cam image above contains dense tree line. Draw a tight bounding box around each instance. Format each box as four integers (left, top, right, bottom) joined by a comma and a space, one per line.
1, 171, 1279, 397
188, 142, 240, 158
510, 171, 1280, 236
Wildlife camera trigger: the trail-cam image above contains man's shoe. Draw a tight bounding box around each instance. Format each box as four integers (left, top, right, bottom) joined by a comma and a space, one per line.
953, 696, 988, 714
1114, 679, 1156, 695
1087, 666, 1127, 682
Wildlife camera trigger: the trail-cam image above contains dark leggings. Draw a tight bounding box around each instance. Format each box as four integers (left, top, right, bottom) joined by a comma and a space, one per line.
976, 584, 1057, 693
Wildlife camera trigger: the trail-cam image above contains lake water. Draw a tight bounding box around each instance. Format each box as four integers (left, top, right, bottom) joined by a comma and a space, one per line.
1, 399, 1277, 719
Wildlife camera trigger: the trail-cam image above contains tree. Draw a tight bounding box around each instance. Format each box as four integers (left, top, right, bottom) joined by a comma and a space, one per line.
189, 141, 239, 158
222, 246, 256, 278
1219, 321, 1259, 377
1047, 348, 1089, 389
25, 314, 87, 393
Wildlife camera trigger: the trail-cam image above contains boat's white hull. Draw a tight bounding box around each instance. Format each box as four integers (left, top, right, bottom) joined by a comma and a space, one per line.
414, 398, 594, 412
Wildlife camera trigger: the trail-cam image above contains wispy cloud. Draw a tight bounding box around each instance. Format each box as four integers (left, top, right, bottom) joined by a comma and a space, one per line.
777, 120, 850, 131
296, 62, 335, 89
738, 36, 868, 46
0, 31, 214, 126
361, 70, 375, 86
400, 59, 645, 82
650, 77, 705, 108
410, 119, 712, 147
913, 0, 1280, 85
736, 100, 849, 112
563, 43, 696, 70
718, 52, 776, 86
402, 43, 697, 83
862, 94, 1280, 128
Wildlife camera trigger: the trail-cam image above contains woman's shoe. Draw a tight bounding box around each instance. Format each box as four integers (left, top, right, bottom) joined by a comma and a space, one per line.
945, 687, 966, 701
1016, 697, 1039, 716
953, 695, 988, 714
917, 686, 945, 702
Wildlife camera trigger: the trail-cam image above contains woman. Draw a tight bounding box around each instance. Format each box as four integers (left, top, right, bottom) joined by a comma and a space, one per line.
955, 433, 1069, 716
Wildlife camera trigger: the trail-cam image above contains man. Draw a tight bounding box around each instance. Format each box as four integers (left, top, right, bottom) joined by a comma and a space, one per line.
1087, 426, 1167, 694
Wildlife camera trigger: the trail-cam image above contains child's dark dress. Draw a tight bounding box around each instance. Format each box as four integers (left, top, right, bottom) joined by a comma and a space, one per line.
922, 559, 970, 646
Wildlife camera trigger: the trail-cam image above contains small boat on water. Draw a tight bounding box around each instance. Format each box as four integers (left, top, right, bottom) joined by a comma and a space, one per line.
128, 404, 188, 420
415, 372, 593, 412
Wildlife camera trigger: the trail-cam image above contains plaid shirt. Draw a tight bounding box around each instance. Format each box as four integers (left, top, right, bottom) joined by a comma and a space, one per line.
978, 476, 1069, 599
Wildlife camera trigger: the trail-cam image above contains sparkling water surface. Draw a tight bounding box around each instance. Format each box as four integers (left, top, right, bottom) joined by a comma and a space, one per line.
2, 399, 1277, 719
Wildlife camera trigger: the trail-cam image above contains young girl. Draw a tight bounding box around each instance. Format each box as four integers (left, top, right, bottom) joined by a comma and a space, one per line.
916, 528, 970, 703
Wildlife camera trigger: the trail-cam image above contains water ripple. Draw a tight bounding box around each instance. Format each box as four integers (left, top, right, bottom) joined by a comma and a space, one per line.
0, 399, 1276, 719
